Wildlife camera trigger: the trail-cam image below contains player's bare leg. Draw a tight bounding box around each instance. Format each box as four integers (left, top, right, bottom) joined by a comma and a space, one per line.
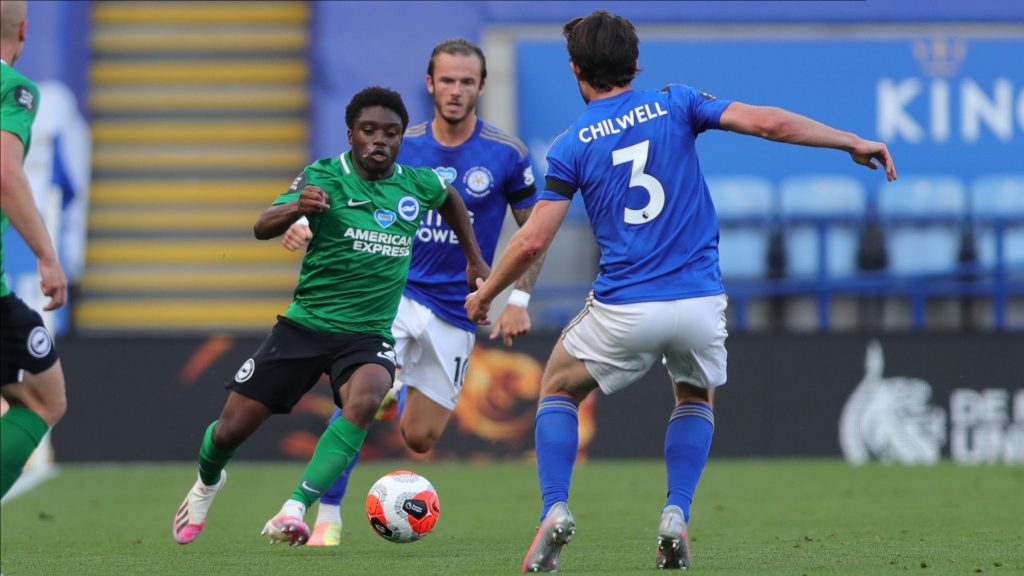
266, 364, 389, 546
399, 387, 453, 454
0, 361, 66, 498
0, 359, 67, 426
174, 393, 270, 544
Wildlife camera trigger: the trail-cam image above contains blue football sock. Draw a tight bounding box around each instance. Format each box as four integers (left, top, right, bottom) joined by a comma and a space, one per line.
320, 408, 358, 506
535, 395, 579, 520
664, 401, 714, 522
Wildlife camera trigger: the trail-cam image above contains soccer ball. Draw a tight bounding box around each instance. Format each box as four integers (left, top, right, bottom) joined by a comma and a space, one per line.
365, 470, 440, 543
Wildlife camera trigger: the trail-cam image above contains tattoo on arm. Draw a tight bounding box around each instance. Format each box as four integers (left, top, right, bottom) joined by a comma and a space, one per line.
511, 206, 546, 293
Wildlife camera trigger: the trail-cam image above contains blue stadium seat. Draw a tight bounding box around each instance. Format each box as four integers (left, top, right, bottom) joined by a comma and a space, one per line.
971, 174, 1024, 270
707, 176, 774, 279
778, 175, 866, 278
877, 175, 967, 275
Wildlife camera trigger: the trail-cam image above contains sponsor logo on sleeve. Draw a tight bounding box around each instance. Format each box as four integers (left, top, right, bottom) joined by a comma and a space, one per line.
288, 174, 307, 192
522, 166, 535, 187
13, 86, 34, 111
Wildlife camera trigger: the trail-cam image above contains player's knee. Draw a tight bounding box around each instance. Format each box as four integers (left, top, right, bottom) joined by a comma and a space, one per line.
41, 394, 67, 426
345, 379, 392, 426
540, 376, 589, 404
212, 423, 247, 450
402, 428, 439, 454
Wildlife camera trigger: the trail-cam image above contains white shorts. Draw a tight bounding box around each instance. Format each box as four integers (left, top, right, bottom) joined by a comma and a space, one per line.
391, 295, 475, 410
561, 292, 728, 395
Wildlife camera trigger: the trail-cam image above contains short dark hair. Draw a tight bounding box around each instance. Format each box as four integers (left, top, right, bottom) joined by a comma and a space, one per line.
563, 10, 639, 92
345, 86, 409, 130
427, 38, 487, 85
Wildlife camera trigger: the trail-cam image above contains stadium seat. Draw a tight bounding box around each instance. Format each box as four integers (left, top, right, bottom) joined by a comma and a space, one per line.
778, 175, 866, 278
706, 176, 774, 279
877, 175, 967, 275
970, 174, 1024, 270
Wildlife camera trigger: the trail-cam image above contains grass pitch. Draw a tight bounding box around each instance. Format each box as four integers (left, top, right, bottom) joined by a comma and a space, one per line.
1, 459, 1021, 575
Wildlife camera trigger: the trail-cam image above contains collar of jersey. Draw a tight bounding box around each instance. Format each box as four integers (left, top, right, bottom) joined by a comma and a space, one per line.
586, 89, 635, 108
423, 117, 482, 151
340, 150, 403, 182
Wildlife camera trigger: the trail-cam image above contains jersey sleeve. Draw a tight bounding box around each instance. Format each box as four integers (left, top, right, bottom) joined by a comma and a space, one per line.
505, 152, 538, 209
539, 129, 576, 202
667, 84, 731, 134
272, 161, 330, 205
416, 165, 449, 210
0, 80, 39, 149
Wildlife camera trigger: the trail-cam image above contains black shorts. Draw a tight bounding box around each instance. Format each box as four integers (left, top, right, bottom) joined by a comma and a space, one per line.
1, 293, 60, 385
226, 316, 397, 414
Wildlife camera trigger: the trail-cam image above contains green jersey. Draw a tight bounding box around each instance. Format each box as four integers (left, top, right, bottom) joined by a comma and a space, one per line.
0, 60, 40, 297
275, 151, 448, 340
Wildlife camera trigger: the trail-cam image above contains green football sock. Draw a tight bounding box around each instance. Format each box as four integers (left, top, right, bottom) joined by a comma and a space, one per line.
198, 420, 237, 486
1, 405, 49, 499
291, 415, 367, 507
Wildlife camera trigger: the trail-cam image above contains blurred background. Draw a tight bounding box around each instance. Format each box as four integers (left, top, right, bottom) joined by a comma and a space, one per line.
2, 1, 1021, 480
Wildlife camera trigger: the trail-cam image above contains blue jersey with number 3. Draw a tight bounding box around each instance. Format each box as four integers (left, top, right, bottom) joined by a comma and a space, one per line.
541, 85, 732, 304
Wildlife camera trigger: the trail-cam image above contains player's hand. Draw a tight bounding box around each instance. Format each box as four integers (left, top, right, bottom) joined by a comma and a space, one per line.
490, 303, 531, 346
282, 221, 312, 251
850, 139, 897, 182
465, 278, 492, 326
297, 185, 330, 215
38, 257, 67, 311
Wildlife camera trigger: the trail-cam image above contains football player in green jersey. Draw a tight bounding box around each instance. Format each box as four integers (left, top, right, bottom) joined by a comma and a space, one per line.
172, 86, 489, 546
1, 0, 69, 500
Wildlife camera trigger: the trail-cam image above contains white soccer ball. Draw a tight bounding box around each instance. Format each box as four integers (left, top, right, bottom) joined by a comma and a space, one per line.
365, 470, 440, 543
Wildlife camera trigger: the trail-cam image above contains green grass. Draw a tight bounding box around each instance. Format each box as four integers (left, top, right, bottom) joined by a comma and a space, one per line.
1, 460, 1022, 575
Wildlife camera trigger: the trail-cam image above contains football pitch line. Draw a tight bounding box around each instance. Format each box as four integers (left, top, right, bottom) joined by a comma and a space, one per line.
1, 459, 1021, 575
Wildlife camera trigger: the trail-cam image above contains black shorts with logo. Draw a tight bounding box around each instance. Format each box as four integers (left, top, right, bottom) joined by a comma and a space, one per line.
1, 293, 60, 385
226, 316, 397, 414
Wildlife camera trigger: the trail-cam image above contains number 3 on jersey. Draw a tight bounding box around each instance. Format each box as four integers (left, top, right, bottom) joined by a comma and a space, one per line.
613, 140, 665, 224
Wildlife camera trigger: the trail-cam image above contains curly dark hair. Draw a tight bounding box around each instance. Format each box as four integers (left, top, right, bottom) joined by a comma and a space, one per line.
345, 86, 409, 130
563, 10, 639, 92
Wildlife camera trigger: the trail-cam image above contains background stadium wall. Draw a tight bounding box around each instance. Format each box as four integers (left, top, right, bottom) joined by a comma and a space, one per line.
52, 332, 1023, 464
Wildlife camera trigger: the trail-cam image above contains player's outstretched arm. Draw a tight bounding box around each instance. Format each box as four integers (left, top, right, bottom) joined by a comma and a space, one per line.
436, 185, 490, 289
719, 102, 897, 181
490, 205, 547, 345
466, 199, 568, 326
254, 185, 329, 240
0, 130, 67, 310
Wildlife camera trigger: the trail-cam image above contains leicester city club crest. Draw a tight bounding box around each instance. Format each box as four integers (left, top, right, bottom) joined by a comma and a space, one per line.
463, 166, 494, 198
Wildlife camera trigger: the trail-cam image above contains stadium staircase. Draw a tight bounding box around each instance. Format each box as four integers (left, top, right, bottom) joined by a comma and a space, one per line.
76, 1, 309, 332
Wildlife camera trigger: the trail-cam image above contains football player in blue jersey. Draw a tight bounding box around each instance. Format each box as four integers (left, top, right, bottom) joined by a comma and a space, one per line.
282, 38, 545, 546
465, 10, 896, 573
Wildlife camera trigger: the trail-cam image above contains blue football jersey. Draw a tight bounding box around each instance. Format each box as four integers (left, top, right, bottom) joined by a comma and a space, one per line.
540, 85, 732, 304
400, 118, 537, 331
